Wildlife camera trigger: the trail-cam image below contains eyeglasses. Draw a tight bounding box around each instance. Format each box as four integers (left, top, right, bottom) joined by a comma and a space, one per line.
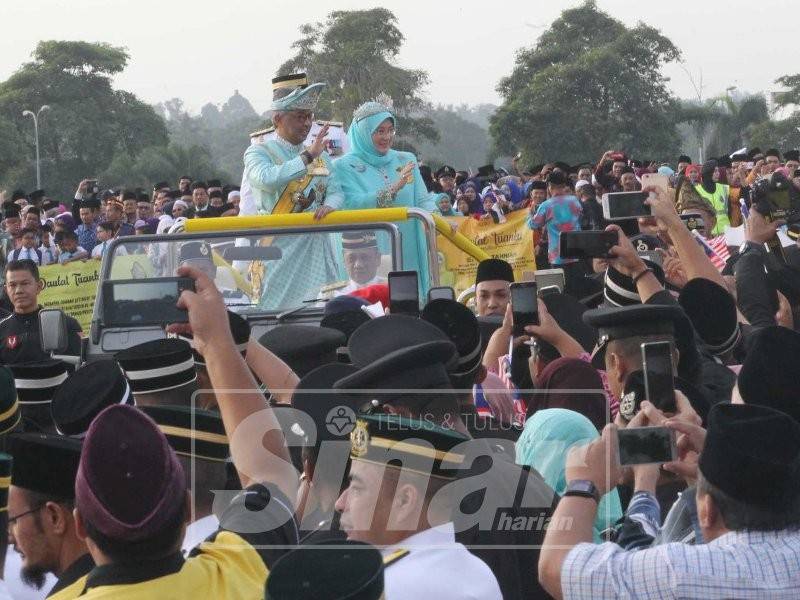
373, 128, 396, 138
8, 505, 43, 528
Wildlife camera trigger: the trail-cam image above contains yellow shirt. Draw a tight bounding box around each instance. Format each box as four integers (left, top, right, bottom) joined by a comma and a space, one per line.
56, 485, 298, 600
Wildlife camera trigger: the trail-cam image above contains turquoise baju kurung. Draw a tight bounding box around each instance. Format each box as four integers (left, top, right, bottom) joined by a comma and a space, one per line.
243, 135, 344, 310
333, 110, 445, 295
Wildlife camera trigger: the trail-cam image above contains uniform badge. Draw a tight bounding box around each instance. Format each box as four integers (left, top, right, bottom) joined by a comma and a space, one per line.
350, 419, 370, 458
6, 336, 18, 350
636, 240, 648, 252
200, 244, 209, 256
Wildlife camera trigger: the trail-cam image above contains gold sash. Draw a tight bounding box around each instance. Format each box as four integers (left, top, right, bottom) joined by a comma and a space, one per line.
250, 144, 326, 298
261, 143, 327, 215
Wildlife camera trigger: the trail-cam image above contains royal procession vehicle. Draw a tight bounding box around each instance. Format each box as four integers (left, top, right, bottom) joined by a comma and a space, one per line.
40, 208, 491, 362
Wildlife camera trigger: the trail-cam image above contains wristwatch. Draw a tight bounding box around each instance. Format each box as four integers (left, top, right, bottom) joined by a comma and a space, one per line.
564, 479, 600, 503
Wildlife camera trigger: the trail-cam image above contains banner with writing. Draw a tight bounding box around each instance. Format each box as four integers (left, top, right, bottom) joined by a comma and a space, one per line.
38, 261, 101, 331
437, 210, 536, 296
38, 255, 157, 332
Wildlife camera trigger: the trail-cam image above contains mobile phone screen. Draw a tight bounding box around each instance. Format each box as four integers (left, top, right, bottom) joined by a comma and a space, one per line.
388, 271, 419, 316
560, 231, 617, 259
105, 278, 194, 325
618, 427, 675, 466
427, 287, 455, 302
641, 341, 675, 412
605, 191, 651, 220
511, 282, 539, 335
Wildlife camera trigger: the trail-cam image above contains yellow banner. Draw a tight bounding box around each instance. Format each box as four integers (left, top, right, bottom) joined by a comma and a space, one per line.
437, 210, 536, 296
38, 255, 157, 332
38, 261, 101, 332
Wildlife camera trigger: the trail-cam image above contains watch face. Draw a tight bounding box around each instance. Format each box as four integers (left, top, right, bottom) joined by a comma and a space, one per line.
569, 480, 595, 493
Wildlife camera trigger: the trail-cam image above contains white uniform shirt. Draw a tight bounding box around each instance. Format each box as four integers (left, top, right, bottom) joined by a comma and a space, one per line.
181, 514, 220, 555
381, 522, 502, 600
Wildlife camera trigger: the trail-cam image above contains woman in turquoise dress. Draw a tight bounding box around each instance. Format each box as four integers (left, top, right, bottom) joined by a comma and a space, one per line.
333, 95, 447, 294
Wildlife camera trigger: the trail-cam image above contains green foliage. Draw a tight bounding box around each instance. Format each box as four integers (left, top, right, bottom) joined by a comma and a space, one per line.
414, 106, 492, 170
772, 74, 800, 110
749, 115, 800, 151
279, 8, 437, 146
155, 90, 261, 182
491, 0, 681, 164
100, 144, 217, 190
678, 93, 769, 159
0, 40, 167, 198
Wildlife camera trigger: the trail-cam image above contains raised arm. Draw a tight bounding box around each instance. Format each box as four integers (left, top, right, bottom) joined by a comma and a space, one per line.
168, 265, 298, 501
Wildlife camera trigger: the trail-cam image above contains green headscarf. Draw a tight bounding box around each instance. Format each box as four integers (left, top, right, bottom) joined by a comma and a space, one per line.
516, 408, 623, 542
347, 110, 396, 169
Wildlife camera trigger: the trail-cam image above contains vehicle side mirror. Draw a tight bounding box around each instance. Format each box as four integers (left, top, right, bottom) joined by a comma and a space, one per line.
39, 308, 69, 354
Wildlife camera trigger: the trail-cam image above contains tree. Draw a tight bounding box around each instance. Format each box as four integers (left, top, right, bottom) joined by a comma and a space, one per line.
279, 9, 437, 148
490, 1, 681, 164
414, 106, 491, 170
0, 41, 167, 198
678, 92, 769, 160
100, 144, 217, 190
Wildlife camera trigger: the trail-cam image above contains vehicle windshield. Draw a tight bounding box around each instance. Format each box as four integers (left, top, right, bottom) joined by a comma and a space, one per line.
105, 226, 397, 315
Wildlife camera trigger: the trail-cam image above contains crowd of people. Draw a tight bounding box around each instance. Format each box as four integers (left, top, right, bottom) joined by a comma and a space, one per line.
0, 70, 797, 599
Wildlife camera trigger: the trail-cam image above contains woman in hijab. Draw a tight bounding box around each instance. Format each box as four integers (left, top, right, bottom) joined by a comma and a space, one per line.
456, 180, 484, 214
529, 357, 608, 431
333, 95, 448, 293
516, 408, 623, 542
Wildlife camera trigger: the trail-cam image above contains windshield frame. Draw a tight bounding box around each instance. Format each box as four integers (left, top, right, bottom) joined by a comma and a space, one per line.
92, 222, 402, 330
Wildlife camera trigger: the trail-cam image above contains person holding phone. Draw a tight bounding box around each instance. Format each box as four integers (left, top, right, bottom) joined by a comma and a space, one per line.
538, 403, 800, 600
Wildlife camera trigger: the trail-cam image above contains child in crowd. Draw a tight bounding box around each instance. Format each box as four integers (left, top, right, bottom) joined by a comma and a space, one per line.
39, 223, 58, 265
91, 222, 127, 259
55, 230, 88, 264
9, 228, 44, 264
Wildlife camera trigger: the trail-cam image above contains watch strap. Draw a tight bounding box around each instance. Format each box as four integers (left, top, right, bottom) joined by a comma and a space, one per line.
564, 479, 600, 503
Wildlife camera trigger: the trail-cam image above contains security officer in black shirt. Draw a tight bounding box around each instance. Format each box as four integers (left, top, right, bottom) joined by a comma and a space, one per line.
0, 260, 81, 364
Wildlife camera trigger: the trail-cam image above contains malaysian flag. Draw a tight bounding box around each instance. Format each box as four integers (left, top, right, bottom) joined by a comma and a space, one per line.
692, 230, 730, 271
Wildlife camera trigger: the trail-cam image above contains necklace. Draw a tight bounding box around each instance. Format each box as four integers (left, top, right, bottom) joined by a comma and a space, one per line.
275, 134, 304, 153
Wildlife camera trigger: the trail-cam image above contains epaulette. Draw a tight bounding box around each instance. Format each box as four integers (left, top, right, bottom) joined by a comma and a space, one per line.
316, 120, 344, 127
383, 548, 409, 567
249, 126, 275, 139
320, 280, 348, 293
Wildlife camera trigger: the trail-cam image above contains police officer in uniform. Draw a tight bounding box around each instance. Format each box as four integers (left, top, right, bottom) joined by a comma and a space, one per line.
0, 261, 81, 364
334, 411, 503, 600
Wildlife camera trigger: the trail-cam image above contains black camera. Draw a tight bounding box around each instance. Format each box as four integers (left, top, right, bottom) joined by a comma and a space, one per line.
752, 171, 800, 224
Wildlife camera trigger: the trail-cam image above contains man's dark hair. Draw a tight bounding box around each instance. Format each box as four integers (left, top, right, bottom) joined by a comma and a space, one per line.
97, 222, 115, 233
82, 499, 186, 562
26, 207, 41, 217
121, 191, 137, 202
190, 181, 208, 192
696, 472, 800, 532
5, 259, 39, 280
20, 227, 37, 238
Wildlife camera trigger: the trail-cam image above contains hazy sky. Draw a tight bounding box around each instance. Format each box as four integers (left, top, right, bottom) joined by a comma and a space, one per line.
1, 0, 796, 115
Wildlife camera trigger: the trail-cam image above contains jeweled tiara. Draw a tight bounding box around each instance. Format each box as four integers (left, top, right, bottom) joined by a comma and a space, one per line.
352, 92, 395, 123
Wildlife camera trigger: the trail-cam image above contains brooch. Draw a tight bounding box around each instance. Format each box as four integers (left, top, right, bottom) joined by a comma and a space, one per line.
352, 163, 367, 173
